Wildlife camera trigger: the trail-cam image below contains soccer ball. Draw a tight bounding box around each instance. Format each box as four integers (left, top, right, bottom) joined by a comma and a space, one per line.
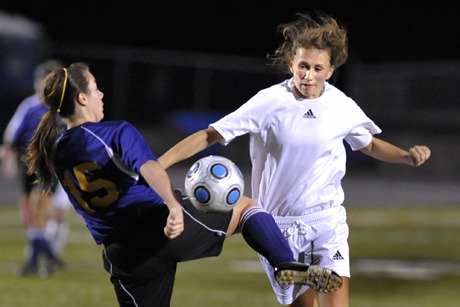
184, 155, 244, 213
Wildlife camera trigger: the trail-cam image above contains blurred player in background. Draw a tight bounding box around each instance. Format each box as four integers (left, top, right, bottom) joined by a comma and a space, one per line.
25, 62, 342, 306
159, 12, 431, 307
1, 59, 71, 277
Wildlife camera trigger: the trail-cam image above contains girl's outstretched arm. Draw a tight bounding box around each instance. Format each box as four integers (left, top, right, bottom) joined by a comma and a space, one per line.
158, 127, 223, 169
360, 137, 431, 167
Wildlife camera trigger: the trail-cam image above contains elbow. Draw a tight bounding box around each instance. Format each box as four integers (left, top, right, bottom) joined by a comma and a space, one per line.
205, 127, 223, 146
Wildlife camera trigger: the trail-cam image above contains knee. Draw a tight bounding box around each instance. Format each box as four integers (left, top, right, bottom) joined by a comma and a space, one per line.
234, 196, 258, 215
226, 196, 260, 236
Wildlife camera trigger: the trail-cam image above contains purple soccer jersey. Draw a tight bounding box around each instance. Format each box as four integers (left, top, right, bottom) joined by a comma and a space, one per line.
55, 121, 164, 244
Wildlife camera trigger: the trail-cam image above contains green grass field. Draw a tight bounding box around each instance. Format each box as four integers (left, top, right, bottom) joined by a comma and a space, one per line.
1, 205, 459, 307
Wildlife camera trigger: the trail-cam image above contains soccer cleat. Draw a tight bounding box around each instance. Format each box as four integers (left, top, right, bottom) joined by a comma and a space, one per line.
19, 256, 57, 278
274, 262, 343, 293
19, 263, 38, 277
52, 258, 67, 270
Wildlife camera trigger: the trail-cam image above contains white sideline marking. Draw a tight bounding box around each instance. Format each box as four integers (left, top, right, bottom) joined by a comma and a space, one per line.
231, 259, 460, 280
352, 259, 460, 280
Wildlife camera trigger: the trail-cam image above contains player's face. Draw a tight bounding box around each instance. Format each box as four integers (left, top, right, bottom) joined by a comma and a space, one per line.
289, 47, 334, 99
85, 73, 105, 122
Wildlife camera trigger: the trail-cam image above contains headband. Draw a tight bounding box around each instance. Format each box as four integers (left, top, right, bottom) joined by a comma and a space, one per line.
57, 68, 68, 113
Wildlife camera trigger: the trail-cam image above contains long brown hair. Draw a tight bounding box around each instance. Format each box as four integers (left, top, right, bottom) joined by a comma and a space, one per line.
268, 12, 348, 78
25, 62, 89, 192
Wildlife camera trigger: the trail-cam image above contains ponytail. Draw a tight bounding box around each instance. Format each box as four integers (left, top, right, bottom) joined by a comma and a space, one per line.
25, 111, 61, 193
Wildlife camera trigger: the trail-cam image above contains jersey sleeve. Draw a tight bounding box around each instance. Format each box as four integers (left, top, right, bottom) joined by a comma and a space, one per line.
113, 122, 157, 174
344, 99, 382, 151
345, 124, 381, 151
210, 89, 276, 146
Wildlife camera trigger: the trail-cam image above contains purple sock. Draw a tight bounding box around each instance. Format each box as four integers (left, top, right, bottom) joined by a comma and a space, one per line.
29, 229, 57, 265
240, 207, 295, 266
33, 238, 57, 260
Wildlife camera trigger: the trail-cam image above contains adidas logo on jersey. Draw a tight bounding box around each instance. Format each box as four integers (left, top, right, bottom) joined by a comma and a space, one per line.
332, 250, 344, 260
303, 109, 316, 119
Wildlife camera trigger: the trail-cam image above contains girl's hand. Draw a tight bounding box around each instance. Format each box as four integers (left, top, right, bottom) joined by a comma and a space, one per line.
164, 205, 184, 239
408, 145, 431, 167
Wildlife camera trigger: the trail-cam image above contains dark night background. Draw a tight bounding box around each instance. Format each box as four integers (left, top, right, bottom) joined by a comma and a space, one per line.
1, 0, 460, 178
2, 0, 460, 61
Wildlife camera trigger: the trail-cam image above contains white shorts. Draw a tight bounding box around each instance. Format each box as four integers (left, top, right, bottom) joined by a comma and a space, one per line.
53, 183, 72, 210
259, 205, 350, 305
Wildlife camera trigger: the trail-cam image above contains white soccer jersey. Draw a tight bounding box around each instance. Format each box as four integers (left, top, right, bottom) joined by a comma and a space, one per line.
211, 79, 381, 216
